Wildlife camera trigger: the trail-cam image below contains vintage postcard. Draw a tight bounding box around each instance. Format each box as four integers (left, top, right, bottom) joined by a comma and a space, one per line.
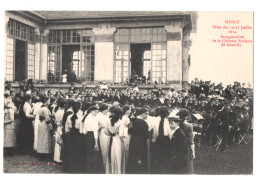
2, 10, 253, 177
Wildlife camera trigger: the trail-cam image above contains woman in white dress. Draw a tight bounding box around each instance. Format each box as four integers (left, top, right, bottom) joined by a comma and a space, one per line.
106, 106, 125, 174
32, 94, 44, 151
4, 94, 17, 156
96, 103, 110, 172
120, 105, 131, 171
82, 106, 103, 173
53, 98, 67, 163
37, 96, 53, 161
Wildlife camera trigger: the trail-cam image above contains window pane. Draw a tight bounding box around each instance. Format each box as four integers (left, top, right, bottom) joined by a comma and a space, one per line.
82, 44, 95, 81
82, 30, 95, 43
5, 37, 14, 81
47, 46, 61, 82
114, 44, 129, 82
151, 43, 167, 83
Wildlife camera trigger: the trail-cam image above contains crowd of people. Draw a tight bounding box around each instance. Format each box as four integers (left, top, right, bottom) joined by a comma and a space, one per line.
3, 78, 253, 174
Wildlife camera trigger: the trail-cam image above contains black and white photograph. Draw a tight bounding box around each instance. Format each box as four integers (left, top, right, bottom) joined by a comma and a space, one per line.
1, 2, 256, 182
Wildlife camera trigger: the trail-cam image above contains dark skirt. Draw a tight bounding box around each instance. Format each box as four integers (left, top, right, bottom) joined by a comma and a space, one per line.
62, 129, 86, 173
85, 132, 104, 174
128, 136, 148, 174
169, 144, 189, 174
152, 135, 171, 174
18, 116, 34, 153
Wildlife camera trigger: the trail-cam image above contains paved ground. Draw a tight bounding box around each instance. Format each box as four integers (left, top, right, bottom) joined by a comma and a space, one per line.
4, 134, 253, 174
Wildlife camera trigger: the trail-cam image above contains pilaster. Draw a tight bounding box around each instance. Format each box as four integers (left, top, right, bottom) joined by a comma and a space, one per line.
93, 24, 116, 82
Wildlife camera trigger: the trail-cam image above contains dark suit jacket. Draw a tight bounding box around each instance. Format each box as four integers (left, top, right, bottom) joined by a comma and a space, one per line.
179, 121, 194, 173
170, 128, 189, 174
105, 94, 113, 103
114, 95, 122, 103
179, 121, 194, 146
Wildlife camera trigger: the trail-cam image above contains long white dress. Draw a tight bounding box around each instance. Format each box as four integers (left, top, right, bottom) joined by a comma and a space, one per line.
4, 107, 15, 147
120, 115, 131, 167
96, 112, 110, 171
33, 102, 42, 151
53, 108, 65, 162
106, 120, 125, 174
37, 106, 53, 154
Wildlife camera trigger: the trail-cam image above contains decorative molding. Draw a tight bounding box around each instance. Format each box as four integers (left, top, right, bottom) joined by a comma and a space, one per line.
95, 34, 114, 42
98, 23, 111, 29
5, 11, 42, 29
34, 28, 41, 35
93, 25, 116, 42
33, 28, 41, 43
165, 22, 183, 41
164, 21, 182, 32
165, 25, 175, 33
181, 19, 190, 29
184, 39, 192, 48
42, 29, 50, 36
167, 32, 181, 41
93, 26, 116, 35
39, 29, 50, 43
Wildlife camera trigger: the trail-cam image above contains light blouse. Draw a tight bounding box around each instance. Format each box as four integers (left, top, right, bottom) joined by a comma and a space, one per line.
23, 102, 33, 118
65, 112, 83, 133
83, 113, 99, 139
152, 117, 172, 142
54, 108, 65, 126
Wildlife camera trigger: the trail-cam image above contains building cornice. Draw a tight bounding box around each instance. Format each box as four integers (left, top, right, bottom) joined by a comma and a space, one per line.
7, 11, 45, 25
45, 15, 192, 29
6, 11, 194, 32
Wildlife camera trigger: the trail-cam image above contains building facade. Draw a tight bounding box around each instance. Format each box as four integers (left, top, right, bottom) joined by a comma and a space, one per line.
4, 11, 196, 92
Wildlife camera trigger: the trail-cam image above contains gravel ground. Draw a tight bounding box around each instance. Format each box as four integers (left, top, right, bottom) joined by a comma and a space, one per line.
4, 134, 253, 174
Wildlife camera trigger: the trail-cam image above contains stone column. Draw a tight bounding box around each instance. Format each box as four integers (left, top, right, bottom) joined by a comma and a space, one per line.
4, 16, 10, 81
93, 24, 116, 83
165, 21, 183, 87
34, 28, 41, 81
40, 29, 49, 81
182, 29, 192, 83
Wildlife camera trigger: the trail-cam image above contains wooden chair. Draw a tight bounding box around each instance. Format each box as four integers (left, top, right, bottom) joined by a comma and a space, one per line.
214, 135, 222, 151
